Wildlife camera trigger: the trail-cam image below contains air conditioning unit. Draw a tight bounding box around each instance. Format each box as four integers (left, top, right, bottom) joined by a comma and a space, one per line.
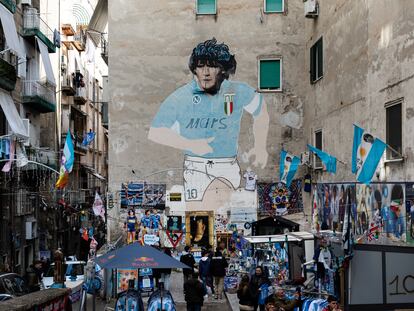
21, 0, 32, 5
300, 151, 310, 165
304, 0, 318, 18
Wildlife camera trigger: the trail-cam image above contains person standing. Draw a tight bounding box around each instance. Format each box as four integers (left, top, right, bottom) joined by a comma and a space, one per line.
180, 246, 196, 284
198, 250, 212, 297
210, 249, 228, 299
249, 266, 271, 311
237, 274, 255, 310
322, 296, 343, 311
184, 272, 206, 311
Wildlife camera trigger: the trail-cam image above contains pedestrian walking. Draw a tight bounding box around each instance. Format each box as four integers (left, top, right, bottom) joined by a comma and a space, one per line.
184, 271, 206, 311
210, 248, 228, 300
180, 245, 196, 284
237, 274, 255, 310
198, 250, 212, 297
249, 266, 271, 311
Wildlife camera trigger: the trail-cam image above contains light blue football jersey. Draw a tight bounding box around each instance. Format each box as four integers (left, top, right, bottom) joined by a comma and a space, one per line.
151, 79, 263, 158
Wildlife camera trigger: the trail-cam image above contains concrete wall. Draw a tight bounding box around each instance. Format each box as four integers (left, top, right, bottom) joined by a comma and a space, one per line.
303, 0, 414, 183
108, 0, 310, 239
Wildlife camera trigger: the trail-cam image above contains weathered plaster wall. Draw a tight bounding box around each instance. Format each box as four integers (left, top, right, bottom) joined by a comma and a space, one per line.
303, 0, 414, 183
108, 0, 309, 239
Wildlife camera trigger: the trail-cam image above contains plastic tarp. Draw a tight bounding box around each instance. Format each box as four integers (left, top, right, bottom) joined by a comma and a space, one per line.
36, 37, 56, 85
0, 3, 24, 57
0, 90, 28, 138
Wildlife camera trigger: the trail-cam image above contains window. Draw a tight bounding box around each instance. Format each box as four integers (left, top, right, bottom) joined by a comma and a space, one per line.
196, 0, 216, 15
386, 100, 402, 160
310, 37, 323, 83
258, 58, 282, 91
314, 130, 322, 168
264, 0, 284, 13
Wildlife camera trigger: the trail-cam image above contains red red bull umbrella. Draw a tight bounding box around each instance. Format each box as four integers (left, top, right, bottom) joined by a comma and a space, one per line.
95, 243, 190, 269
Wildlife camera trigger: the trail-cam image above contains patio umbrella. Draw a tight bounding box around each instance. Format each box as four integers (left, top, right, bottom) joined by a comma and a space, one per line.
95, 243, 190, 270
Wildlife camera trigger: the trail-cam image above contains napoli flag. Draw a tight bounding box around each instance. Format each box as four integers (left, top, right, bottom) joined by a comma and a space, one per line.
279, 150, 300, 187
63, 130, 75, 173
307, 144, 337, 173
352, 125, 386, 184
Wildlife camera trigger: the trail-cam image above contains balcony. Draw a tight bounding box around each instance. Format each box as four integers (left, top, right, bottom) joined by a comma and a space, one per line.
73, 29, 86, 51
0, 50, 17, 91
62, 73, 75, 96
0, 0, 16, 13
22, 9, 56, 53
74, 86, 87, 104
101, 35, 108, 64
22, 80, 56, 113
74, 133, 88, 154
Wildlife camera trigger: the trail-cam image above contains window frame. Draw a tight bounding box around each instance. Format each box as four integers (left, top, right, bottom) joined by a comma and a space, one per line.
314, 129, 323, 169
310, 37, 323, 84
258, 57, 283, 92
196, 0, 217, 15
263, 0, 285, 13
385, 98, 403, 161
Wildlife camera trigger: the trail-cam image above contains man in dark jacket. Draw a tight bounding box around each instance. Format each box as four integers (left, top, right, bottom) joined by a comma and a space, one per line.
210, 249, 228, 299
184, 271, 205, 311
180, 246, 196, 284
198, 250, 212, 297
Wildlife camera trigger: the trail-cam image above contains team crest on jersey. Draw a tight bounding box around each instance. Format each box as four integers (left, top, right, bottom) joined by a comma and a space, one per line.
192, 95, 201, 105
224, 93, 235, 116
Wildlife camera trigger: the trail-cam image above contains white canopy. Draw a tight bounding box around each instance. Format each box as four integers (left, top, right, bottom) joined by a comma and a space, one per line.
36, 37, 56, 85
0, 3, 24, 57
0, 90, 28, 138
244, 232, 315, 244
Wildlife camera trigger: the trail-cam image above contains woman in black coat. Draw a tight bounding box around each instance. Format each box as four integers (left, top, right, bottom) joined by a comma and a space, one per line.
237, 274, 255, 310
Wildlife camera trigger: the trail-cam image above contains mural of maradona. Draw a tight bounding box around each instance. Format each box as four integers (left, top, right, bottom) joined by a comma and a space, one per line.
148, 38, 269, 202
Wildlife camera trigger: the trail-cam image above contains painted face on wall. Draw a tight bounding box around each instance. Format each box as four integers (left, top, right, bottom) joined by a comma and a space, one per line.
194, 61, 223, 93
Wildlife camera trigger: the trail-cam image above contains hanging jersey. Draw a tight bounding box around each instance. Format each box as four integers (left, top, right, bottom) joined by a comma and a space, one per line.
243, 171, 257, 191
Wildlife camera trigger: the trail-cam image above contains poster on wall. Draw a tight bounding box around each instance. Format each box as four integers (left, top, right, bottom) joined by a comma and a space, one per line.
120, 183, 166, 209
117, 269, 138, 293
406, 183, 414, 245
257, 180, 303, 216
189, 216, 209, 248
356, 183, 405, 243
313, 183, 356, 233
215, 214, 229, 232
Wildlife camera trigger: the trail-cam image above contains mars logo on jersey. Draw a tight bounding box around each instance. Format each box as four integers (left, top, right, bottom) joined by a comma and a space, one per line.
224, 94, 235, 116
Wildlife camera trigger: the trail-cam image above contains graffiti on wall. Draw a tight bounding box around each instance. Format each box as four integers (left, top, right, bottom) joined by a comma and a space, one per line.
406, 183, 414, 244
257, 180, 303, 216
148, 38, 269, 203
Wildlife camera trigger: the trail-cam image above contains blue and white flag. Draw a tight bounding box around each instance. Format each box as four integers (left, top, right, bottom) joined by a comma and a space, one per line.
307, 144, 337, 173
352, 125, 386, 184
82, 131, 95, 146
63, 130, 75, 173
279, 150, 300, 187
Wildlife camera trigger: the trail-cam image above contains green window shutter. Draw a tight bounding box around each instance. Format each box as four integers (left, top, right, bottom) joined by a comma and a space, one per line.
310, 44, 315, 82
265, 0, 283, 12
260, 60, 280, 90
317, 38, 323, 79
197, 0, 216, 14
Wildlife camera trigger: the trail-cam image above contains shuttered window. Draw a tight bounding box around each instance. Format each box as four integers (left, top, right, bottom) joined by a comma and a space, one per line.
386, 101, 402, 160
196, 0, 216, 15
264, 0, 284, 13
259, 59, 281, 91
310, 37, 323, 83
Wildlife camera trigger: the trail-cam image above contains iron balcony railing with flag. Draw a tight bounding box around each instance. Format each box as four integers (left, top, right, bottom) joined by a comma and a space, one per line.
22, 9, 56, 53
62, 73, 76, 95
74, 86, 87, 104
22, 80, 56, 113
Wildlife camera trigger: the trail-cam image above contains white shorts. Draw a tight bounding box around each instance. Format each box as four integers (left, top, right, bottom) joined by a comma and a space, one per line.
183, 155, 241, 201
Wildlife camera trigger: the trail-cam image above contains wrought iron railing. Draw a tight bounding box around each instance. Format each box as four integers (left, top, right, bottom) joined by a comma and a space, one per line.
23, 10, 54, 42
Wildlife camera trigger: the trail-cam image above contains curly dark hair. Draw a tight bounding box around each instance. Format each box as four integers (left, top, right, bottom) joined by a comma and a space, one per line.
188, 38, 237, 79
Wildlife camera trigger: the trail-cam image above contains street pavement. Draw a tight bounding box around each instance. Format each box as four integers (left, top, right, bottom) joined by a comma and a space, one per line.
72, 271, 232, 311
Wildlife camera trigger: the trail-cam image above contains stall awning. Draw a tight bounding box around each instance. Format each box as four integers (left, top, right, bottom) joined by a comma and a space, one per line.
36, 37, 55, 85
88, 0, 108, 45
82, 164, 106, 182
244, 232, 315, 244
0, 3, 23, 57
0, 89, 28, 138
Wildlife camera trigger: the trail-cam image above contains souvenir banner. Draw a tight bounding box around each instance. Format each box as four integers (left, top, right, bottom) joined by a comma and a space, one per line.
117, 269, 138, 293
121, 183, 166, 209
406, 183, 414, 245
257, 180, 303, 216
